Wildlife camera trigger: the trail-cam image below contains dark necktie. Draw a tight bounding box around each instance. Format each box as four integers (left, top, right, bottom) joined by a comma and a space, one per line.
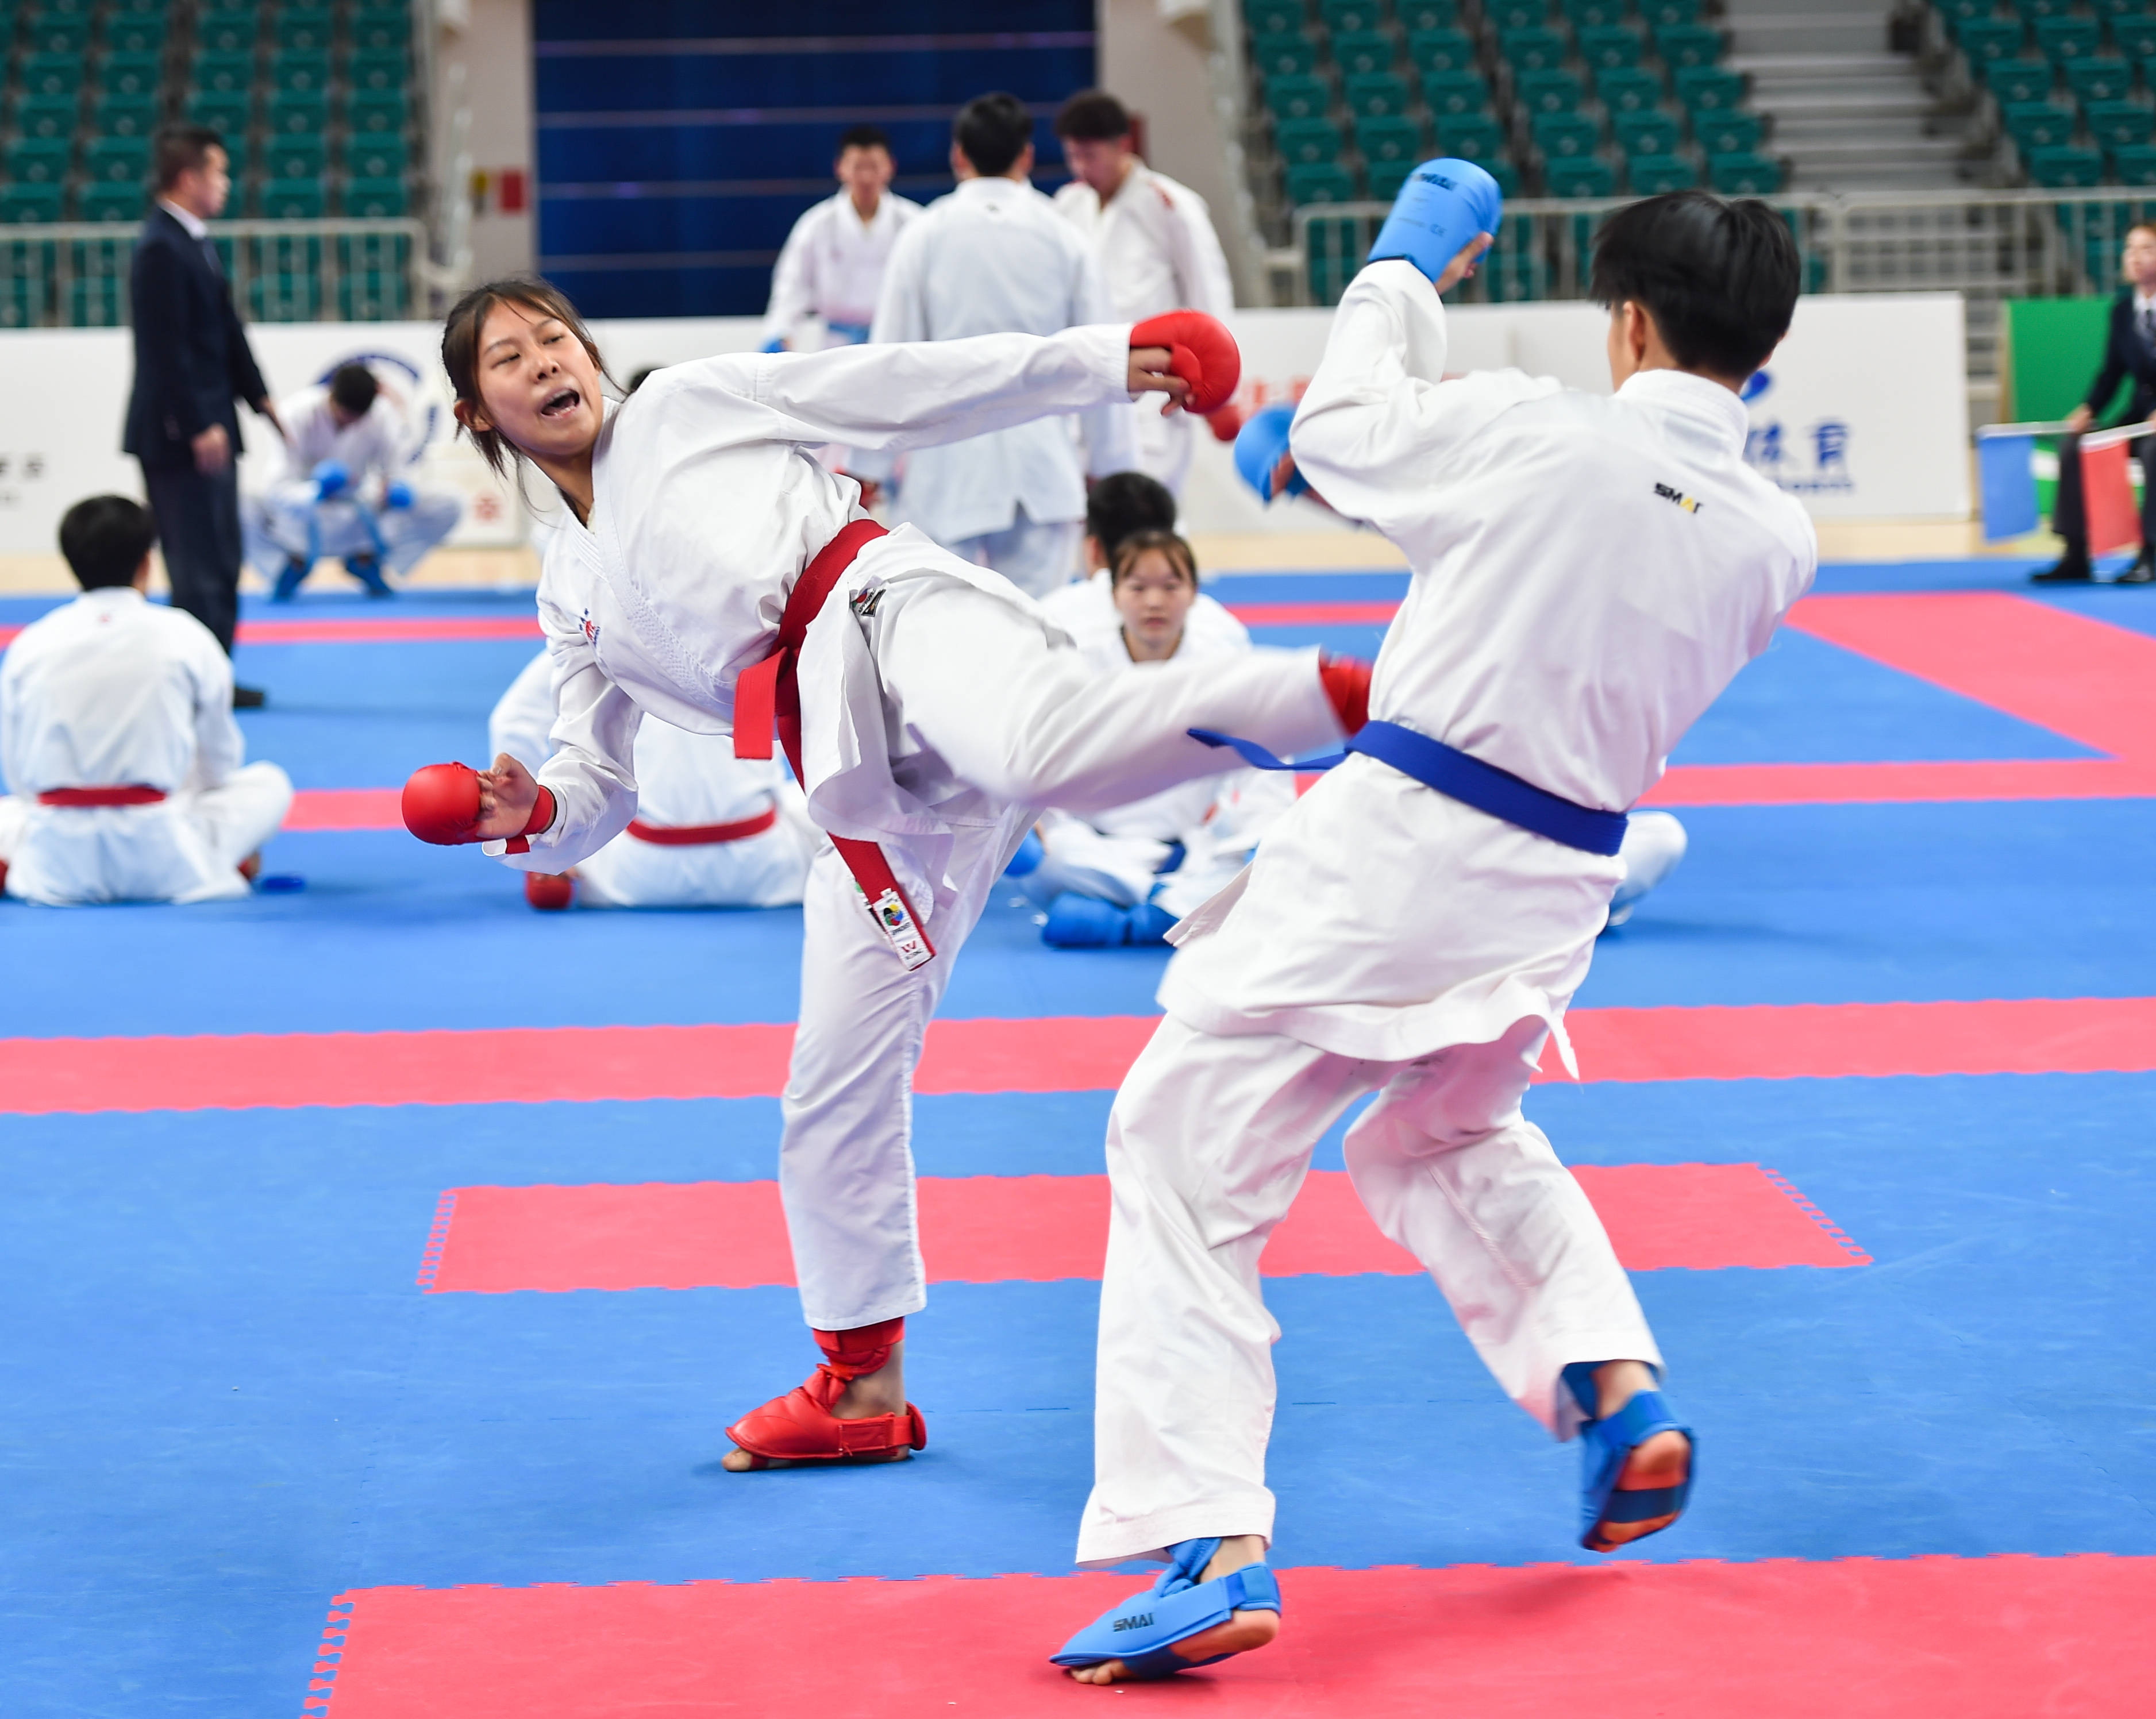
2140, 305, 2154, 350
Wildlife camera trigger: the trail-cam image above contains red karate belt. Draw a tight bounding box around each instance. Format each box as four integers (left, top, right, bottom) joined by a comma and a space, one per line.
625, 802, 779, 846
38, 785, 167, 807
731, 518, 934, 969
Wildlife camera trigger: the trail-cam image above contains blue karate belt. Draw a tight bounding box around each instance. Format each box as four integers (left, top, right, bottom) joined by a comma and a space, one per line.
1189, 720, 1628, 857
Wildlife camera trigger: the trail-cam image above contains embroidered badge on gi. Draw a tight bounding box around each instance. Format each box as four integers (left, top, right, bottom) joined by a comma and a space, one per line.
580, 610, 600, 645
867, 888, 934, 969
848, 584, 884, 618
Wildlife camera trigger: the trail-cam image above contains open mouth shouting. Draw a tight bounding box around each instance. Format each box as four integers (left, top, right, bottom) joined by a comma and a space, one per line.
539, 385, 583, 421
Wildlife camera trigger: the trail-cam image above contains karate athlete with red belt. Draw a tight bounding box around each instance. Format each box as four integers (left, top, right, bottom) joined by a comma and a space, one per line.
1050, 173, 1818, 1684
399, 278, 1369, 1474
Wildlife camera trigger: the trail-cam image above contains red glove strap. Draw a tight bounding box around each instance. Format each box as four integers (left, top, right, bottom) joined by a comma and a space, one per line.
504, 786, 556, 856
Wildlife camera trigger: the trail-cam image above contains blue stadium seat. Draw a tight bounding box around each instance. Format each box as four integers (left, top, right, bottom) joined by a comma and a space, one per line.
2084, 99, 2154, 149
1285, 160, 1358, 203
1708, 150, 1785, 194
1420, 69, 1493, 115
2025, 142, 2105, 183
1434, 110, 1507, 160
1516, 67, 1586, 114
1265, 73, 1334, 121
1342, 71, 1413, 118
1576, 24, 1645, 71
1331, 30, 1397, 76
1986, 59, 2057, 105
2063, 57, 2135, 101
1598, 66, 1668, 112
1406, 28, 1476, 74
1277, 115, 1346, 164
1545, 156, 1616, 195
1628, 153, 1699, 192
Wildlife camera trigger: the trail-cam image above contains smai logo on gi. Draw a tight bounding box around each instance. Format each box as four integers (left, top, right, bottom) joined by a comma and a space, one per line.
1740, 370, 1853, 498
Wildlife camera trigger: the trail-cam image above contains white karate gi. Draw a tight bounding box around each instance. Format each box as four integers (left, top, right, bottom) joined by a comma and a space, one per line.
867, 178, 1135, 596
244, 384, 461, 580
489, 647, 813, 908
1055, 163, 1237, 494
494, 327, 1342, 1333
761, 189, 923, 350
1076, 260, 1817, 1567
0, 587, 292, 904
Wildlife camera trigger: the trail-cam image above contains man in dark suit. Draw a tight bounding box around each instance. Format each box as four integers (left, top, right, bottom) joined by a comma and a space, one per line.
2036, 220, 2156, 585
124, 125, 285, 704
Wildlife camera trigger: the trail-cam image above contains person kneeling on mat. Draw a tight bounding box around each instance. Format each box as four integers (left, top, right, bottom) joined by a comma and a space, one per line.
1012, 530, 1294, 947
0, 495, 292, 904
490, 646, 816, 911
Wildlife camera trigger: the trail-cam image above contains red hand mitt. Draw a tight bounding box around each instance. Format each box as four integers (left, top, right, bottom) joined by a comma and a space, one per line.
402, 762, 485, 845
1131, 310, 1242, 417
1320, 654, 1372, 737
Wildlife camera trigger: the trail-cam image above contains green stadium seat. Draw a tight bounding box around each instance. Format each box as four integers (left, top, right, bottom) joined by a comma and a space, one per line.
188, 90, 255, 135
1486, 0, 1549, 31
82, 137, 151, 184
1407, 28, 1476, 74
11, 92, 80, 141
348, 47, 412, 93
1986, 59, 2056, 104
2016, 0, 2082, 20
1343, 70, 1414, 117
1674, 65, 1747, 110
256, 177, 328, 219
1654, 22, 1725, 67
275, 7, 337, 53
66, 271, 127, 327
28, 0, 98, 17
19, 54, 87, 98
1434, 110, 1507, 160
2108, 140, 2156, 180
1277, 115, 1346, 164
1516, 67, 1585, 114
2064, 56, 2135, 101
2026, 142, 2106, 183
272, 51, 334, 97
1637, 0, 1701, 24
1534, 111, 1604, 158
193, 6, 261, 54
1368, 157, 1416, 199
2111, 13, 2156, 59
1597, 66, 1668, 113
1576, 24, 1643, 70
1319, 0, 1388, 32
2035, 16, 2101, 60
2003, 100, 2080, 150
1245, 0, 1310, 32
76, 182, 147, 223
1708, 150, 1784, 193
349, 7, 414, 52
1420, 69, 1493, 115
1250, 32, 1319, 78
2093, 0, 2146, 16
2082, 99, 2153, 148
0, 185, 65, 223
1562, 0, 1630, 27
1285, 160, 1358, 203
251, 272, 325, 322
4, 137, 72, 186
339, 267, 410, 322
100, 10, 165, 53
1692, 108, 1765, 155
108, 0, 171, 13
1396, 0, 1459, 27
1499, 26, 1569, 72
1628, 153, 1698, 192
92, 93, 159, 140
270, 91, 336, 136
100, 52, 163, 98
1331, 30, 1396, 75
1615, 110, 1683, 155
1545, 156, 1616, 196
1265, 72, 1333, 121
1356, 113, 1424, 165
194, 51, 257, 96
1957, 19, 2027, 63
1483, 156, 1523, 196
341, 176, 410, 218
260, 134, 330, 182
1934, 0, 1995, 22
24, 13, 90, 55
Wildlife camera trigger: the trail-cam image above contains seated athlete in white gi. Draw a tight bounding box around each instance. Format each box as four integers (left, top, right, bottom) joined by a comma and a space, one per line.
1018, 531, 1293, 947
1052, 180, 1816, 1683
244, 362, 461, 600
0, 495, 292, 904
404, 279, 1366, 1475
490, 645, 815, 911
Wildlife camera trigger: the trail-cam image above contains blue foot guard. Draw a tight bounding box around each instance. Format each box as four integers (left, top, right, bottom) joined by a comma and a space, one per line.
1576, 1385, 1696, 1553
1052, 1538, 1281, 1681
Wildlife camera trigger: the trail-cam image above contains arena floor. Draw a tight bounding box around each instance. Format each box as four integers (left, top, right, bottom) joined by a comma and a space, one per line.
1, 540, 2151, 1716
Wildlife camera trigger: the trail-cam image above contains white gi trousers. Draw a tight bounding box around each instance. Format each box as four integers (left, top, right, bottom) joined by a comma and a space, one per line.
245, 485, 461, 578
777, 576, 1340, 1332
1073, 1012, 1661, 1566
949, 510, 1083, 600
0, 762, 294, 905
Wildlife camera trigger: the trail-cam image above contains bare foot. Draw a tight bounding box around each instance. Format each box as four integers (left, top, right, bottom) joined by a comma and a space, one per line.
721, 1342, 908, 1471
1067, 1535, 1279, 1686
1587, 1359, 1691, 1550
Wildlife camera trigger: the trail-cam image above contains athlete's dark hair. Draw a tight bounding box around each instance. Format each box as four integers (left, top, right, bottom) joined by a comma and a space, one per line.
1110, 528, 1199, 589
1589, 191, 1800, 379
441, 277, 613, 477
1056, 90, 1133, 142
953, 92, 1034, 178
153, 124, 224, 191
328, 362, 379, 417
59, 495, 157, 591
838, 123, 892, 156
1085, 471, 1176, 560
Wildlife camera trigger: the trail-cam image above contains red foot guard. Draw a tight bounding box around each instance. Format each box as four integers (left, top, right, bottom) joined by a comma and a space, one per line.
725, 1317, 927, 1470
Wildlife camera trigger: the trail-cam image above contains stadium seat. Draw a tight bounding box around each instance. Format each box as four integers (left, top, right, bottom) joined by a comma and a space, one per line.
1499, 26, 1569, 72
340, 268, 411, 322
1934, 0, 1995, 22
1577, 24, 1645, 71
1277, 115, 1347, 164
2108, 140, 2156, 182
1955, 19, 2026, 64
2003, 101, 2080, 151
2026, 142, 2106, 183
1285, 160, 1358, 203
251, 273, 325, 321
1485, 0, 1549, 31
1246, 0, 1310, 32
1434, 111, 1507, 160
1598, 67, 1667, 113
2112, 14, 2156, 60
1397, 0, 1460, 27
1563, 0, 1630, 26
1516, 68, 1586, 114
276, 7, 338, 53
350, 7, 415, 52
1986, 59, 2057, 104
1534, 112, 1604, 159
256, 178, 328, 220
344, 133, 410, 180
4, 137, 72, 186
1654, 22, 1725, 68
1332, 30, 1397, 76
23, 14, 91, 56
1250, 32, 1319, 80
270, 92, 336, 136
188, 91, 255, 136
260, 134, 330, 182
18, 54, 86, 98
1693, 109, 1765, 156
2064, 57, 2135, 102
1407, 28, 1477, 75
1708, 151, 1784, 194
93, 93, 160, 140
1615, 111, 1683, 156
1628, 153, 1699, 192
272, 52, 334, 98
1420, 70, 1493, 116
342, 177, 410, 218
1675, 65, 1747, 110
1639, 0, 1701, 20
2035, 17, 2101, 61
82, 137, 151, 184
99, 52, 163, 99
1367, 159, 1415, 200
193, 51, 257, 97
0, 185, 65, 223
1319, 0, 1387, 33
2017, 0, 2082, 20
349, 47, 413, 93
1265, 74, 1334, 122
193, 6, 261, 55
76, 183, 147, 223
1356, 113, 1424, 166
2081, 99, 2153, 149
1343, 71, 1414, 118
11, 93, 80, 142
1545, 156, 1616, 196
101, 10, 166, 54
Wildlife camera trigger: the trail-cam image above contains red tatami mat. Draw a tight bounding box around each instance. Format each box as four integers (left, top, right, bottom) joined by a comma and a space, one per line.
419, 1162, 1864, 1293
4, 996, 2151, 1116
312, 1554, 2153, 1719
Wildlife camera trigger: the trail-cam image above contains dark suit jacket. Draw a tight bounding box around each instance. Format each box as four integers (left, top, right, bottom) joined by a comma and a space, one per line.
122, 204, 270, 469
2081, 286, 2156, 426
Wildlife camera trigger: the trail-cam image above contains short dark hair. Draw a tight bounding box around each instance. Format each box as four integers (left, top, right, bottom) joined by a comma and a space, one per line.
1056, 90, 1133, 142
838, 124, 892, 157
953, 92, 1033, 178
1110, 528, 1199, 589
154, 124, 225, 192
1085, 471, 1177, 559
328, 362, 379, 417
59, 495, 157, 591
1588, 191, 1800, 379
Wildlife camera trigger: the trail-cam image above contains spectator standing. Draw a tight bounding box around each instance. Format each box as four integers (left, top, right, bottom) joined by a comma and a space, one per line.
761, 125, 923, 352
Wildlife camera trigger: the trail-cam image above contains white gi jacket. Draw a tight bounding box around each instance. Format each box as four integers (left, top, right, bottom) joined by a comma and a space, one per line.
1160, 260, 1818, 1063
1053, 163, 1235, 324
761, 190, 923, 349
264, 384, 411, 490
502, 325, 1141, 909
868, 176, 1135, 542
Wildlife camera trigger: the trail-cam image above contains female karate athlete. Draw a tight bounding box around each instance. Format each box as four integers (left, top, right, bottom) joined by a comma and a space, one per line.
407, 279, 1366, 1474
1052, 177, 1816, 1682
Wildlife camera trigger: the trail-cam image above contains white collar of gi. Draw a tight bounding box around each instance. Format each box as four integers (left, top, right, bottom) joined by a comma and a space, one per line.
79, 584, 146, 608
158, 198, 209, 240
1614, 367, 1749, 454
954, 175, 1026, 205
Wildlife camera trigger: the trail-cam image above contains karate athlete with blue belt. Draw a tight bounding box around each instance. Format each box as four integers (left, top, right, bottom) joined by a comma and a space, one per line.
1052, 174, 1818, 1684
